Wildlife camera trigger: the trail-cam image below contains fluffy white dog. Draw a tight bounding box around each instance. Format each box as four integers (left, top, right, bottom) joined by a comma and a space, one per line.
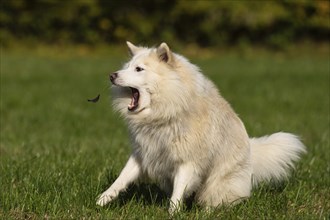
96, 42, 306, 213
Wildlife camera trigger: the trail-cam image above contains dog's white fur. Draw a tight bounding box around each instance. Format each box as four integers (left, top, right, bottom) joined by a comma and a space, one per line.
96, 42, 306, 213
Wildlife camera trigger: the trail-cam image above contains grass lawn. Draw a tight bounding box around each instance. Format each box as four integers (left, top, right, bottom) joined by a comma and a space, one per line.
1, 45, 329, 219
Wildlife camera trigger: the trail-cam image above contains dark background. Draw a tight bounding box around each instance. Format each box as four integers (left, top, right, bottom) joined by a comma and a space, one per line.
1, 0, 329, 49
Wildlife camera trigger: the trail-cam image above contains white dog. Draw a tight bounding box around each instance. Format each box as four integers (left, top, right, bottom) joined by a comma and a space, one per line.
96, 42, 306, 213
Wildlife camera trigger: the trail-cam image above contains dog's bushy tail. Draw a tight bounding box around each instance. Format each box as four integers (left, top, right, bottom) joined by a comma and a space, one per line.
250, 132, 306, 185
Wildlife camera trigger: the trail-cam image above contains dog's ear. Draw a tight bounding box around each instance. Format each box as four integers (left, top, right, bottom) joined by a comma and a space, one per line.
126, 41, 140, 56
157, 42, 173, 63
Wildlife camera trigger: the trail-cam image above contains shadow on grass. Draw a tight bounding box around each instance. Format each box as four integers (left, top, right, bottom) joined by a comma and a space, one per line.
118, 184, 200, 214
119, 183, 168, 207
99, 169, 198, 211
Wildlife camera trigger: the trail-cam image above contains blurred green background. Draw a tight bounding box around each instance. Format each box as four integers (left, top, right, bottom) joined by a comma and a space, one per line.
1, 0, 329, 48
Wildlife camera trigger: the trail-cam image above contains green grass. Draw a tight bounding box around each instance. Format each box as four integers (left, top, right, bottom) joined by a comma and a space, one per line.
1, 45, 329, 219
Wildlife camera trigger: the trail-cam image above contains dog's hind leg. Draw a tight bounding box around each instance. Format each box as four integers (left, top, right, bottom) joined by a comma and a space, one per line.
96, 154, 141, 206
197, 165, 251, 207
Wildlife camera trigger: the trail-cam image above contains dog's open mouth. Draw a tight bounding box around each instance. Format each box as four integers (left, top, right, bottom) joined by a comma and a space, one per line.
128, 87, 140, 111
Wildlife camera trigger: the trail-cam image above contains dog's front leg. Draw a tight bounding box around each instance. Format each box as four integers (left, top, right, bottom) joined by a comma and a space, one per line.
169, 163, 198, 214
96, 154, 141, 206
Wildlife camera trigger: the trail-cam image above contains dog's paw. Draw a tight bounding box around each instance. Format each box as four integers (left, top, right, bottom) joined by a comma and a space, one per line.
168, 206, 177, 215
96, 193, 114, 206
168, 202, 181, 215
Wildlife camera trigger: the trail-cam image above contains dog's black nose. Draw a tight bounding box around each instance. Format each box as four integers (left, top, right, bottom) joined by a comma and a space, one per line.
109, 72, 118, 84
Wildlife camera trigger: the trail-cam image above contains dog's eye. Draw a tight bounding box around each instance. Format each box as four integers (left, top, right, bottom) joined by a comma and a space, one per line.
135, 67, 144, 72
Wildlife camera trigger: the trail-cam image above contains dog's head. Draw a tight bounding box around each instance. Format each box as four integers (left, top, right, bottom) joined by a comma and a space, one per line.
110, 42, 201, 121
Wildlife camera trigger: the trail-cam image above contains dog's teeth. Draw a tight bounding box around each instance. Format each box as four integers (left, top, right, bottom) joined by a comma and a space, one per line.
128, 104, 134, 110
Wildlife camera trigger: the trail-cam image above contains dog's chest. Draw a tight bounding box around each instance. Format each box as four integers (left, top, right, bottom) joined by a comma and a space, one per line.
131, 123, 183, 180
